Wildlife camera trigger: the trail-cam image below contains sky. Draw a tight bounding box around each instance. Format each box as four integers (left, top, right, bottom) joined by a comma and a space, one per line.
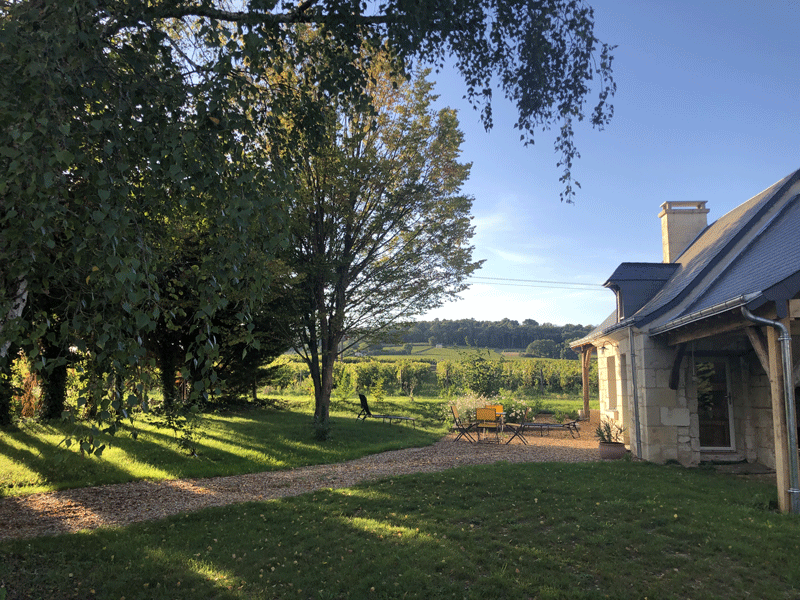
421, 0, 800, 327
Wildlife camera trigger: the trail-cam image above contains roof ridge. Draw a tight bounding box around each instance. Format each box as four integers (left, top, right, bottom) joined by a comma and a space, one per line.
679, 192, 800, 316
633, 168, 800, 327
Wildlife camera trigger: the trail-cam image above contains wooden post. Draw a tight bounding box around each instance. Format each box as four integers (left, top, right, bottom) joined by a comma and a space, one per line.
582, 347, 592, 417
767, 319, 793, 513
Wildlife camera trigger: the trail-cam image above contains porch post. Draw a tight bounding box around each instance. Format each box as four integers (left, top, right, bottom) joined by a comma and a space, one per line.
766, 317, 796, 513
581, 346, 592, 417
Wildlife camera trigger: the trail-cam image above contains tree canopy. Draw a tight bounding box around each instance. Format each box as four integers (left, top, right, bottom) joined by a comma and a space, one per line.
1, 0, 614, 439
276, 55, 482, 431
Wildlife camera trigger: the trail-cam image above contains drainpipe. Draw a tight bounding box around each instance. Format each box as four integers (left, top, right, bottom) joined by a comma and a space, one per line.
629, 326, 643, 458
742, 306, 800, 514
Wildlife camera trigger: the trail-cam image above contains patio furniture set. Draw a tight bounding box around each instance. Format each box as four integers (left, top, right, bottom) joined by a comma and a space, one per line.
451, 405, 580, 444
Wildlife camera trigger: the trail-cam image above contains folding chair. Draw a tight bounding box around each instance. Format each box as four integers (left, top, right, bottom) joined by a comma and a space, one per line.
503, 407, 528, 445
476, 407, 501, 442
450, 406, 476, 442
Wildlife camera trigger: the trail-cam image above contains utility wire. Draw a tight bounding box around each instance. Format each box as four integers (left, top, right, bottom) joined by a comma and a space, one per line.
470, 276, 603, 290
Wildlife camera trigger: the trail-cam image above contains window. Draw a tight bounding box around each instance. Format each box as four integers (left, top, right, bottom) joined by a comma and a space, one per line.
606, 355, 617, 410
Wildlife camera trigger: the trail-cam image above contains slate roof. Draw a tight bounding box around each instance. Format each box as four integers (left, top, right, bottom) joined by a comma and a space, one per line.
604, 263, 679, 321
572, 168, 800, 347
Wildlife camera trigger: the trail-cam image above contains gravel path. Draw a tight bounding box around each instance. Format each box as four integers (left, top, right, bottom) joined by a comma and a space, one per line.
0, 432, 599, 541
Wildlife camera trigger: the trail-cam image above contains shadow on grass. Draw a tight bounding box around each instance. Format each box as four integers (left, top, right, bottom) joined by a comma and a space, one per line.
0, 461, 791, 600
0, 427, 138, 495
1, 408, 445, 496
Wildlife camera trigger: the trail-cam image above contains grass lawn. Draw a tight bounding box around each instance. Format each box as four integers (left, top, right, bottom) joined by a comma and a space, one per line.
0, 397, 445, 497
0, 393, 598, 498
1, 460, 794, 600
541, 394, 600, 414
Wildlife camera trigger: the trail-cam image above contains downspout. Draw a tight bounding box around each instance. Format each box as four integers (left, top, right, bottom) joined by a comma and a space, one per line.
629, 326, 643, 458
742, 306, 800, 514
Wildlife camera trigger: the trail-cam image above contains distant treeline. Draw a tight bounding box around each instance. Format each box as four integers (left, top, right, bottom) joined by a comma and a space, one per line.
391, 319, 595, 359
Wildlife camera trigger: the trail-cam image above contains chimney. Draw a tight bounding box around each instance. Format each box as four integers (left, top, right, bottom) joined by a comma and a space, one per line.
658, 201, 709, 263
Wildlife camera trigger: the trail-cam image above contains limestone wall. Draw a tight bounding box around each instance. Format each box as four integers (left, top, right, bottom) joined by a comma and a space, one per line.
591, 320, 789, 470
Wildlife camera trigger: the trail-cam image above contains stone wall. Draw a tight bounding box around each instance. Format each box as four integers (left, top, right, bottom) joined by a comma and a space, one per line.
591, 327, 779, 467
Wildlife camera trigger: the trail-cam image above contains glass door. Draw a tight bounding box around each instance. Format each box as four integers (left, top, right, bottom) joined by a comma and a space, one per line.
696, 360, 735, 450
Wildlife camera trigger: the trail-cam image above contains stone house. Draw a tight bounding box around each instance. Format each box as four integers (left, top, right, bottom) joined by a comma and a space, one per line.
571, 169, 800, 512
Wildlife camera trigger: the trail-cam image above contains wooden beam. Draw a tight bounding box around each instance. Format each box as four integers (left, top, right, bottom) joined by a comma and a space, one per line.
790, 299, 800, 319
581, 347, 593, 416
746, 326, 770, 375
768, 319, 793, 513
668, 344, 686, 390
665, 316, 750, 346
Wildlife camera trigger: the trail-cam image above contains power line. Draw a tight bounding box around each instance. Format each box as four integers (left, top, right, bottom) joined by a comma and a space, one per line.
472, 282, 603, 290
473, 276, 602, 286
470, 276, 604, 290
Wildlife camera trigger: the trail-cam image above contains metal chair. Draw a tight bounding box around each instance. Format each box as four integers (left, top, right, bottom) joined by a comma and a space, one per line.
503, 407, 528, 445
450, 406, 476, 442
476, 407, 502, 442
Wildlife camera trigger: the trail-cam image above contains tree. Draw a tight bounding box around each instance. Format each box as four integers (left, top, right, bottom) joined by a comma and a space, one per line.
460, 350, 504, 398
526, 339, 557, 358
279, 61, 481, 434
1, 0, 613, 438
0, 1, 291, 436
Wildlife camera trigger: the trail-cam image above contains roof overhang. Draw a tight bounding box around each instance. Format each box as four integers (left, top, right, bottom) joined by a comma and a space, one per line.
648, 292, 761, 337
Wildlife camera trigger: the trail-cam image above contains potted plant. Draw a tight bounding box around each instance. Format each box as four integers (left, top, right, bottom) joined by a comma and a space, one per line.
595, 419, 627, 460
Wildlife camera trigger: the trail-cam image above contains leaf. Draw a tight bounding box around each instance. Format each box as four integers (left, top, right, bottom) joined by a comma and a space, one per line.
54, 149, 74, 164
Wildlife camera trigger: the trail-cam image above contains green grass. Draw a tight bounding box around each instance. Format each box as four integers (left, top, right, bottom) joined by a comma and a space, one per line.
539, 393, 600, 414
0, 396, 445, 497
2, 461, 793, 600
0, 393, 600, 498
375, 344, 503, 361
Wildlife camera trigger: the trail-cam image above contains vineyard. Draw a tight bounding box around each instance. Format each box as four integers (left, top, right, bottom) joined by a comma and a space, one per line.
269, 347, 598, 401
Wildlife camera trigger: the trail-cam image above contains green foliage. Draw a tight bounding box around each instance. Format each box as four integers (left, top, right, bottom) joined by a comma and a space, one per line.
394, 319, 596, 352
459, 349, 505, 398
332, 362, 357, 408
283, 59, 482, 427
268, 353, 593, 399
525, 338, 557, 357
0, 0, 288, 450
596, 418, 626, 443
395, 360, 430, 398
369, 378, 387, 404
1, 0, 614, 446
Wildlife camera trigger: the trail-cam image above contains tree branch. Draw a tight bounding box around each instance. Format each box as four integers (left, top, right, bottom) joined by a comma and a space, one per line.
138, 5, 393, 27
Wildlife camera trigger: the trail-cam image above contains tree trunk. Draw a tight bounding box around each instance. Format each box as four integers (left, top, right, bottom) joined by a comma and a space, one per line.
1, 278, 28, 360
0, 347, 15, 427
316, 348, 336, 423
158, 332, 178, 410
40, 340, 67, 420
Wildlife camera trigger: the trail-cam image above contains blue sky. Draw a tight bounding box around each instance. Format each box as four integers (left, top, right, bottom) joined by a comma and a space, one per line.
422, 0, 800, 327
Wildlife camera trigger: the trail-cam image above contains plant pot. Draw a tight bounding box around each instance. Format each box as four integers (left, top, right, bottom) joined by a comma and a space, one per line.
598, 441, 627, 460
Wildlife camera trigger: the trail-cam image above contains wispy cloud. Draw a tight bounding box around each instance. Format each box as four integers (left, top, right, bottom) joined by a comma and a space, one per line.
486, 247, 547, 265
